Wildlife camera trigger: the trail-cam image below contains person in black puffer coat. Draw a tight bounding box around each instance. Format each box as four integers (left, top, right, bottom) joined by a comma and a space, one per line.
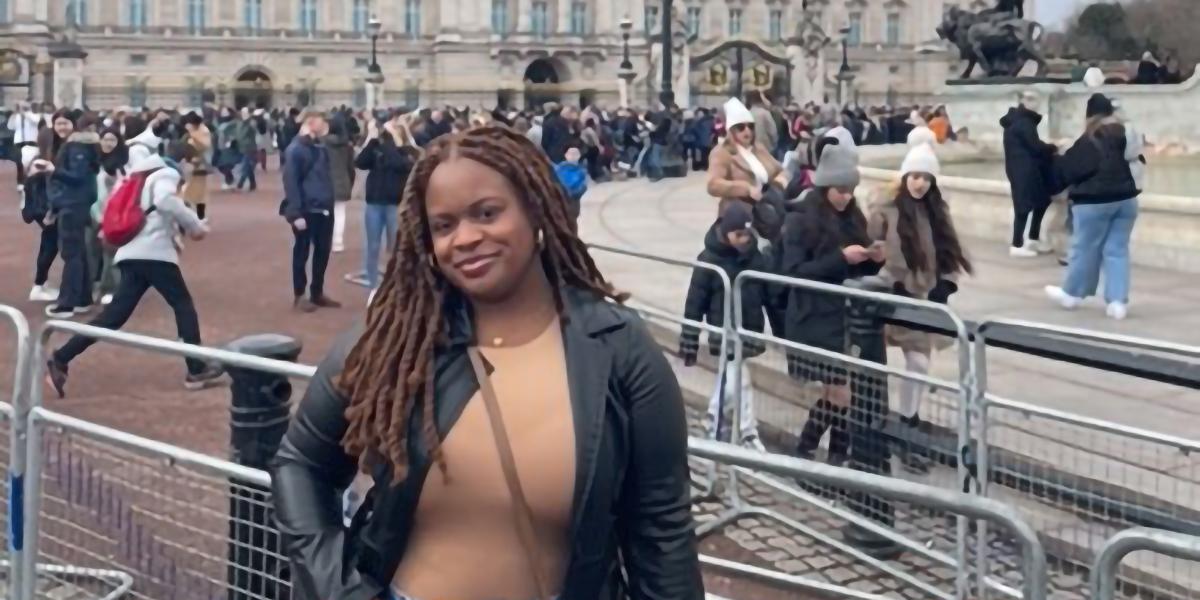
680, 201, 769, 449
780, 142, 882, 464
355, 115, 418, 292
45, 111, 101, 318
1000, 92, 1057, 256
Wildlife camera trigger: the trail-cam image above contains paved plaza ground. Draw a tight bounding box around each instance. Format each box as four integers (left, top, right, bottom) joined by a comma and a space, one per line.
0, 164, 1197, 598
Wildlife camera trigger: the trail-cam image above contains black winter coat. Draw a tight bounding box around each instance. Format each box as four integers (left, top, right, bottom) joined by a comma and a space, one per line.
1001, 106, 1056, 212
270, 287, 703, 600
1054, 122, 1139, 206
47, 132, 100, 212
355, 138, 416, 206
681, 223, 768, 359
542, 111, 571, 162
780, 195, 880, 354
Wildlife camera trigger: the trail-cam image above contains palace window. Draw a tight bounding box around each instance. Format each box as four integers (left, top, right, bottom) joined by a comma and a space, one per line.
886, 13, 901, 46
532, 1, 549, 38
0, 0, 9, 24
405, 0, 421, 38
491, 0, 508, 34
768, 9, 782, 41
570, 1, 587, 35
186, 84, 205, 108
299, 0, 317, 33
685, 6, 701, 37
65, 0, 87, 27
352, 0, 369, 33
728, 8, 742, 36
244, 0, 263, 33
644, 6, 658, 35
187, 0, 206, 34
847, 12, 862, 46
127, 0, 147, 29
129, 81, 147, 107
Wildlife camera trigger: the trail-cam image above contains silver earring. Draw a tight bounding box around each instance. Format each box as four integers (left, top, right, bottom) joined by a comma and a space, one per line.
537, 230, 544, 248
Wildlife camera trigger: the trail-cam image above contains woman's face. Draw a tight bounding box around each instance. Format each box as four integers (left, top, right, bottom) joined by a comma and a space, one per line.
826, 186, 855, 211
906, 173, 932, 199
53, 117, 74, 139
732, 123, 755, 147
426, 157, 539, 304
100, 133, 119, 154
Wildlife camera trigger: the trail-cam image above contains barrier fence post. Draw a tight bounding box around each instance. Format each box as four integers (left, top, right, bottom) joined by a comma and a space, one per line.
1090, 528, 1200, 600
0, 306, 32, 600
225, 334, 301, 600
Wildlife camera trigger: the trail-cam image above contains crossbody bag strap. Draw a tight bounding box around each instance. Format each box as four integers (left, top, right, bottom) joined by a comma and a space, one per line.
466, 347, 551, 600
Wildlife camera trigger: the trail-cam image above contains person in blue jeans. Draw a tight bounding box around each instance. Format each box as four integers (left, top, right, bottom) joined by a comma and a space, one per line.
1046, 93, 1141, 320
235, 107, 260, 192
355, 115, 417, 291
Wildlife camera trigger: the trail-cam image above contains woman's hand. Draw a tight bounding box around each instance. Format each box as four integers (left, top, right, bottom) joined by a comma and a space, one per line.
842, 245, 871, 265
747, 186, 762, 202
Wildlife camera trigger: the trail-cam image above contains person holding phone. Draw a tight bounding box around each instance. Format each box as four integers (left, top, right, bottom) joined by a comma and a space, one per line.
867, 142, 972, 472
44, 111, 101, 318
780, 140, 882, 465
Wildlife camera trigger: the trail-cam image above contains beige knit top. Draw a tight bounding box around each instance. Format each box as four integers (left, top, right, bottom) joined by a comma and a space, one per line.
391, 317, 576, 600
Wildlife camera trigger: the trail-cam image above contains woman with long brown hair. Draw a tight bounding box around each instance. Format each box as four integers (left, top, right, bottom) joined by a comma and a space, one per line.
868, 142, 972, 470
271, 125, 702, 600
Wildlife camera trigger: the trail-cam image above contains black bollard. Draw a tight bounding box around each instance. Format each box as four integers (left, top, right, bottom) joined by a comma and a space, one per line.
839, 280, 904, 560
224, 334, 301, 600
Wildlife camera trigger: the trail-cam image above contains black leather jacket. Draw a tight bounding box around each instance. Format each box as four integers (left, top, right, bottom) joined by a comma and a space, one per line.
270, 287, 703, 600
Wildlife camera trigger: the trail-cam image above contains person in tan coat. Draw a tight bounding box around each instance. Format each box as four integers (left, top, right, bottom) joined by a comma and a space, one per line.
707, 97, 787, 219
180, 112, 212, 221
867, 142, 972, 471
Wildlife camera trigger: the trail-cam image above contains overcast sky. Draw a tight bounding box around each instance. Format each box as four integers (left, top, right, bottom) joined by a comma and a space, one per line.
1036, 0, 1099, 29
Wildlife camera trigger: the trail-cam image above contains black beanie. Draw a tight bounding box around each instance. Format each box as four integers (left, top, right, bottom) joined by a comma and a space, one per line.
719, 201, 754, 237
1086, 93, 1114, 119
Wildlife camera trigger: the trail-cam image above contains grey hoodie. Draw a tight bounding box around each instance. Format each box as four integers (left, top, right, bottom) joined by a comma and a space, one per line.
114, 154, 207, 265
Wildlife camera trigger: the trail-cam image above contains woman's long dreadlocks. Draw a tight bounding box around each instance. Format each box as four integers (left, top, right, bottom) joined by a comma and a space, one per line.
336, 125, 626, 481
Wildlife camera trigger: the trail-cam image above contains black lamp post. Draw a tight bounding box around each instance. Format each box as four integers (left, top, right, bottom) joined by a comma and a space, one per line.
836, 25, 855, 105
366, 14, 384, 85
659, 0, 674, 107
618, 16, 636, 107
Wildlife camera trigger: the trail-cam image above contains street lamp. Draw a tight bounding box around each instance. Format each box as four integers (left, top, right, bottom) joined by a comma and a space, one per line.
366, 14, 384, 85
836, 25, 855, 106
618, 15, 636, 107
659, 0, 674, 107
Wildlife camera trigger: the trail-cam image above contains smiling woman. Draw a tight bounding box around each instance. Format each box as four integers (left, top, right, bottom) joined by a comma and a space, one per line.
270, 126, 705, 600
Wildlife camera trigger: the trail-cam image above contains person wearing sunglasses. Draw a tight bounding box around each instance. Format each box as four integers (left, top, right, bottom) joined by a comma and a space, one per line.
706, 97, 789, 219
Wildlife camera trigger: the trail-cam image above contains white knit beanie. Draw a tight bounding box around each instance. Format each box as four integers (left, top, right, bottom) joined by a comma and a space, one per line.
900, 142, 940, 178
906, 126, 938, 149
723, 97, 754, 129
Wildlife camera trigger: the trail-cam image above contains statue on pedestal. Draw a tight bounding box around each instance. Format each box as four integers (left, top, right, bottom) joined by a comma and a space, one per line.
786, 8, 831, 105
646, 7, 694, 107
937, 0, 1047, 79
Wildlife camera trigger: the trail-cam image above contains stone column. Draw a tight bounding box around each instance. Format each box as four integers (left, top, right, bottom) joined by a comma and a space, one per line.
518, 0, 532, 31
557, 0, 570, 33
52, 57, 85, 109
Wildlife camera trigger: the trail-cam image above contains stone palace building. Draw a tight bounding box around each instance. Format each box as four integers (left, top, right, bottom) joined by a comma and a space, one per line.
0, 0, 1034, 110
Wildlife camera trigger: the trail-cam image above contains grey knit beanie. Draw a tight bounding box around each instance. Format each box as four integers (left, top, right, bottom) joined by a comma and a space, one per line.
812, 141, 860, 188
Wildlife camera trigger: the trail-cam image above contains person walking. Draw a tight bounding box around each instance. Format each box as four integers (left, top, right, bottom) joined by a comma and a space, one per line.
270, 125, 702, 600
44, 137, 222, 397
1045, 93, 1141, 320
324, 115, 356, 254
180, 112, 213, 221
867, 142, 973, 472
235, 107, 259, 192
89, 126, 128, 305
1001, 91, 1057, 258
215, 107, 240, 190
782, 141, 883, 464
281, 109, 340, 312
44, 111, 100, 319
681, 201, 769, 450
24, 126, 64, 303
355, 115, 417, 291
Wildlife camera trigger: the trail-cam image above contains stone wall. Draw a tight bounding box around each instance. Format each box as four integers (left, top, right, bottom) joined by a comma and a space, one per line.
940, 71, 1200, 153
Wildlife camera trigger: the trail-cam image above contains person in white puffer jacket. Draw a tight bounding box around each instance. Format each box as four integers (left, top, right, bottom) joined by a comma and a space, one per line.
45, 151, 224, 399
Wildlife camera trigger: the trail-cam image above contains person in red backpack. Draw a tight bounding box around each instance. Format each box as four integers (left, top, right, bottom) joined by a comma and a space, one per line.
45, 143, 223, 398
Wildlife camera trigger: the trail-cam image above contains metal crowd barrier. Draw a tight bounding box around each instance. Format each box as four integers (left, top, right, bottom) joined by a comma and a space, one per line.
1, 305, 32, 598
17, 320, 316, 600
690, 438, 1047, 600
701, 270, 997, 600
975, 319, 1200, 598
1090, 528, 1200, 600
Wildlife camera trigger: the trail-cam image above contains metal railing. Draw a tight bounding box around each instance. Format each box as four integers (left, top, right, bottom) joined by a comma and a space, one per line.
1090, 528, 1200, 600
1, 306, 32, 599
18, 319, 315, 600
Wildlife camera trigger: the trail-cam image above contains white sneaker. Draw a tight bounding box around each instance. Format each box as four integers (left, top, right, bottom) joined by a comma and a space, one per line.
1010, 245, 1039, 258
1106, 302, 1128, 320
1044, 285, 1082, 310
29, 285, 60, 302
1031, 239, 1054, 255
100, 294, 114, 306
741, 435, 767, 453
221, 183, 232, 191
332, 243, 345, 254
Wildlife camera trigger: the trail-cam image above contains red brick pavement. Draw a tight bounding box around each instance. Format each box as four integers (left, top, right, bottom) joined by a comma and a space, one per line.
0, 161, 369, 457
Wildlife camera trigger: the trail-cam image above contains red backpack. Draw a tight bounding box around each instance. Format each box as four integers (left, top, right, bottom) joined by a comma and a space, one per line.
100, 169, 159, 247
